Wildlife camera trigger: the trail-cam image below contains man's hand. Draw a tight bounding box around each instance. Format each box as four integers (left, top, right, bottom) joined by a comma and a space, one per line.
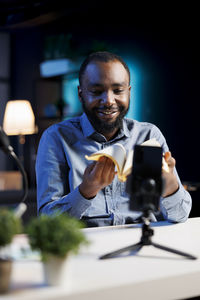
162, 151, 179, 197
79, 157, 115, 199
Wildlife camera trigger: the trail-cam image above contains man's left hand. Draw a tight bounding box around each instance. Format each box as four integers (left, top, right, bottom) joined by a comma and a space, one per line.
162, 151, 179, 197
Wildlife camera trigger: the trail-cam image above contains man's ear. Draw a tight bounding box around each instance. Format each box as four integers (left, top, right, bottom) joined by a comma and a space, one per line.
78, 86, 83, 102
128, 85, 131, 98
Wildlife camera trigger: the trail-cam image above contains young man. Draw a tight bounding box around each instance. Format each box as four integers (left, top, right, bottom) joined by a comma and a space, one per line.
36, 51, 192, 227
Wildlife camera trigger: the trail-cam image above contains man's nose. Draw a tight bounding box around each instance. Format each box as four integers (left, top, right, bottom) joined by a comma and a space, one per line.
101, 91, 115, 105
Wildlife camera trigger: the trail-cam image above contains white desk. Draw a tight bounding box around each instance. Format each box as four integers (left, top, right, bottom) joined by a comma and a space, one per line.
2, 217, 200, 300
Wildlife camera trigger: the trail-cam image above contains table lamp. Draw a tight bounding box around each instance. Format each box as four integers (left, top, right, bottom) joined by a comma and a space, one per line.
3, 100, 37, 162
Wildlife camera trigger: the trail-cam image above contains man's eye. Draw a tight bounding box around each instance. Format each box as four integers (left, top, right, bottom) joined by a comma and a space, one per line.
114, 89, 124, 94
90, 90, 102, 95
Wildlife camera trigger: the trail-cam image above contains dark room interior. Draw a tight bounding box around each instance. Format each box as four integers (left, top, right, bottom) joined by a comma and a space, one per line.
0, 1, 199, 223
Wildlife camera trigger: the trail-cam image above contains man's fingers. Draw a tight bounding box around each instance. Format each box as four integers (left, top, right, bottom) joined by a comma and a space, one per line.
90, 156, 109, 178
164, 151, 171, 161
103, 157, 115, 182
90, 156, 115, 182
85, 161, 97, 175
162, 152, 179, 197
164, 151, 176, 170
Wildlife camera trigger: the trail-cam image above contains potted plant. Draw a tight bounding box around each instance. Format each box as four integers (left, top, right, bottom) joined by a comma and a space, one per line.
0, 208, 22, 294
26, 213, 88, 287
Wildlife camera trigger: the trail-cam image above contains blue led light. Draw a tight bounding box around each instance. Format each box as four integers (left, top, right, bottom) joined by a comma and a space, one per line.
125, 59, 142, 121
62, 77, 82, 118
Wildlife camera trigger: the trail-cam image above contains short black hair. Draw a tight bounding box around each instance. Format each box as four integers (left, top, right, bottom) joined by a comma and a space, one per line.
79, 51, 130, 86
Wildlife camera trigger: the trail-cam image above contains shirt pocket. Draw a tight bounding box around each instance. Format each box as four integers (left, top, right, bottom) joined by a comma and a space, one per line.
115, 181, 129, 210
120, 181, 129, 196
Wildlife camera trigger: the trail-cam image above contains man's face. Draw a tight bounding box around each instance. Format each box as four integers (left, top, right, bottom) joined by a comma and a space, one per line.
78, 60, 131, 137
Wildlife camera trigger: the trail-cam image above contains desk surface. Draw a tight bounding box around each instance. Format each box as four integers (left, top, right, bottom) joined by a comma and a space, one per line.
2, 217, 200, 300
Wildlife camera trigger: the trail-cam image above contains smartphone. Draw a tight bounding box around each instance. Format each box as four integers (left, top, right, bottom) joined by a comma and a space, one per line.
127, 145, 163, 212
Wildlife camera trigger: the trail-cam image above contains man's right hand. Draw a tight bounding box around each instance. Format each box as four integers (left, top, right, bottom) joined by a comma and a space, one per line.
79, 156, 115, 199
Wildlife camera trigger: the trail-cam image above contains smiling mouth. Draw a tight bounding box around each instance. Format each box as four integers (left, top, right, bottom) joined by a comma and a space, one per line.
98, 110, 117, 115
96, 108, 119, 115
96, 110, 119, 120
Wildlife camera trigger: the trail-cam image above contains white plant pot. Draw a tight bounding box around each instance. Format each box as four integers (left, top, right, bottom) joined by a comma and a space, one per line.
43, 255, 71, 287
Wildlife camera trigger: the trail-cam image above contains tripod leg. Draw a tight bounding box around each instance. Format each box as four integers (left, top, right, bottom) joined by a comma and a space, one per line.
152, 242, 197, 260
99, 242, 143, 260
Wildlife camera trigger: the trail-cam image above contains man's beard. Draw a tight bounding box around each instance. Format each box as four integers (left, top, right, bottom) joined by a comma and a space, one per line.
82, 101, 129, 135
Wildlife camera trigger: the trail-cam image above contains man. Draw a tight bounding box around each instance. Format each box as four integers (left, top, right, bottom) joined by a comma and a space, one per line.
36, 51, 192, 227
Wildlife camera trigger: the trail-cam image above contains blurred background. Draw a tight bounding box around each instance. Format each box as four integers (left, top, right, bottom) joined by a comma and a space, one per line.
0, 0, 199, 222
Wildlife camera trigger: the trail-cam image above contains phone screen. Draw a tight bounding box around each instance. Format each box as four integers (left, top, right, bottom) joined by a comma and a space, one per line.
127, 145, 163, 212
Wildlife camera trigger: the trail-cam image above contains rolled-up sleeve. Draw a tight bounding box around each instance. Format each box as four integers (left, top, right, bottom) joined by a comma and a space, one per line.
149, 125, 192, 222
160, 185, 192, 222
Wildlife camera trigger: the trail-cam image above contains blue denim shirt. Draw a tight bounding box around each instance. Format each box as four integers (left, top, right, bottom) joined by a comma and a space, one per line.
36, 113, 192, 226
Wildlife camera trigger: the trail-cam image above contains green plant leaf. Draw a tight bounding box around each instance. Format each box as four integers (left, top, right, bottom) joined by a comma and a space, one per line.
0, 208, 22, 248
26, 213, 89, 260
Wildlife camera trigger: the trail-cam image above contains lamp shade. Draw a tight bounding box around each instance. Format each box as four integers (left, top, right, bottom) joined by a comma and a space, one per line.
3, 100, 36, 135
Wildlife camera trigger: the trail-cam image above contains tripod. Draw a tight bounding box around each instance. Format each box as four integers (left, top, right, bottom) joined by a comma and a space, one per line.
99, 210, 197, 260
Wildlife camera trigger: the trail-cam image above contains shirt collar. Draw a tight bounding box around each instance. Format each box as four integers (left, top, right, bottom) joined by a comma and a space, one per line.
80, 113, 96, 137
121, 118, 131, 138
80, 113, 131, 140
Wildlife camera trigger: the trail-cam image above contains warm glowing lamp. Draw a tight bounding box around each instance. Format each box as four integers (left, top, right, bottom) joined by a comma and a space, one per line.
3, 100, 37, 164
3, 100, 37, 144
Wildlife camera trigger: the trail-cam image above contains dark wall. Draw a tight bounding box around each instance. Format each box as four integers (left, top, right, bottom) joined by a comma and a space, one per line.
11, 23, 199, 172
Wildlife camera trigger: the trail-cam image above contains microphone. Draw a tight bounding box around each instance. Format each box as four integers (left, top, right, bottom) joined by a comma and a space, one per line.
0, 126, 28, 214
0, 126, 14, 154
